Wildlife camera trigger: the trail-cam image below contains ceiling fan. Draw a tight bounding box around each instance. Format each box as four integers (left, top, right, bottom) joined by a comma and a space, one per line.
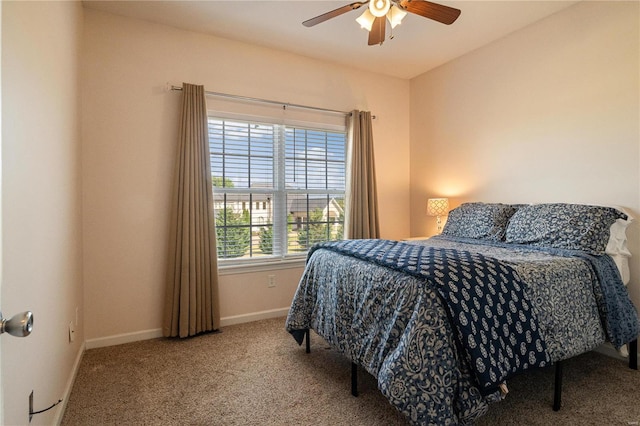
303, 0, 461, 46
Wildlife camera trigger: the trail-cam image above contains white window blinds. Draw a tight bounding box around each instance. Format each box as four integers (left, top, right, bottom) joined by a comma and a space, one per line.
209, 115, 346, 263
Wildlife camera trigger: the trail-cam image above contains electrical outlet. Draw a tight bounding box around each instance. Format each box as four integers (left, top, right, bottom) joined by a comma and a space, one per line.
29, 391, 33, 423
268, 274, 276, 288
68, 321, 75, 343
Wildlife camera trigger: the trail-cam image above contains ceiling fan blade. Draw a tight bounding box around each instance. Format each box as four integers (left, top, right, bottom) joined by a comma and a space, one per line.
399, 0, 461, 25
303, 1, 367, 27
368, 16, 386, 45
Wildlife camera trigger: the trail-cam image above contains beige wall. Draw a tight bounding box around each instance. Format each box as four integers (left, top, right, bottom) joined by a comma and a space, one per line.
2, 1, 84, 424
81, 9, 410, 341
410, 1, 640, 307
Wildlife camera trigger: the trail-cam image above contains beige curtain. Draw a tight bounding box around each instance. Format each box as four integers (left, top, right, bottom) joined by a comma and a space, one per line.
345, 110, 380, 239
163, 83, 220, 338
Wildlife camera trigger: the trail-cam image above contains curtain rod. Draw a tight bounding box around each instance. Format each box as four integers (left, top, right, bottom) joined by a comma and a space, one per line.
169, 84, 355, 117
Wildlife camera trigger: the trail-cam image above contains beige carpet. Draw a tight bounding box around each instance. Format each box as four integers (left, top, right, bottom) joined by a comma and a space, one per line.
62, 317, 640, 425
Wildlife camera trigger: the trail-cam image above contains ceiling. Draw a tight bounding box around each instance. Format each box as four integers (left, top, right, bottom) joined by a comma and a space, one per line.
82, 0, 580, 80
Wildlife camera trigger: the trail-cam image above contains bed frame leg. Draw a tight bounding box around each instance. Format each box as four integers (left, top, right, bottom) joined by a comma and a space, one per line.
305, 329, 310, 354
553, 360, 563, 411
351, 362, 359, 397
630, 339, 638, 370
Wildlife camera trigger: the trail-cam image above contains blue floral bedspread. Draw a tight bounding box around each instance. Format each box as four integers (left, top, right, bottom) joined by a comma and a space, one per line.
285, 237, 639, 425
312, 239, 551, 394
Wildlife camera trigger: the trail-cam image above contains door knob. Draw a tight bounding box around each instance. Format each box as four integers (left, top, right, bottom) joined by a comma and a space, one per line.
0, 311, 33, 337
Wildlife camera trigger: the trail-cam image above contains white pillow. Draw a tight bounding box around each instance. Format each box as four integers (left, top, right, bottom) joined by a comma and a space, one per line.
605, 207, 633, 285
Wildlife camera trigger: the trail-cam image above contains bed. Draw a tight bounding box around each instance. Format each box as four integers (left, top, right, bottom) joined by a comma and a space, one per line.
285, 202, 640, 425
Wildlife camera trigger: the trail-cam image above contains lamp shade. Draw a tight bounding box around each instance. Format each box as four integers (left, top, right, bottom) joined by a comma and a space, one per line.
426, 198, 449, 216
356, 9, 375, 31
387, 5, 407, 28
369, 0, 391, 17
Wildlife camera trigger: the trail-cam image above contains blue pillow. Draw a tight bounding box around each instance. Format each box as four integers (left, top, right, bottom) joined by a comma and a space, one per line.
505, 203, 627, 255
442, 202, 517, 241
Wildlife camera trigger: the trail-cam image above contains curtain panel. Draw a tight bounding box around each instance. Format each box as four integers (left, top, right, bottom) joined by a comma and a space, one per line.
163, 83, 220, 338
345, 110, 380, 239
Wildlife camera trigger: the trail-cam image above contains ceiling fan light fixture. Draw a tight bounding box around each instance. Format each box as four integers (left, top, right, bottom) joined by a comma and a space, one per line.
356, 9, 375, 31
387, 5, 407, 28
369, 0, 390, 18
302, 0, 461, 46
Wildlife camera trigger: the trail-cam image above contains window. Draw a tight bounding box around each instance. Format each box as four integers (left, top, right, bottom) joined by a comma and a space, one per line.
209, 116, 346, 263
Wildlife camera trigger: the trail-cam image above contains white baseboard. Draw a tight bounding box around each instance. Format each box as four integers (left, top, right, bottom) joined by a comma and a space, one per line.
83, 307, 290, 349
219, 307, 289, 327
85, 328, 163, 350
54, 341, 86, 425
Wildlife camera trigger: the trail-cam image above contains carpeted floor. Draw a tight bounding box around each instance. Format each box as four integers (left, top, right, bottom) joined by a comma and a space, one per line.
62, 317, 640, 425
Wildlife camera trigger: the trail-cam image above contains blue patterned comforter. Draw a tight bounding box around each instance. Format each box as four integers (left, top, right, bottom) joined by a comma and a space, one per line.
285, 236, 639, 425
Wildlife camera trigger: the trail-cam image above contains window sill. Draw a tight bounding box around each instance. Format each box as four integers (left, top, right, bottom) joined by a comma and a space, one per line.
218, 257, 306, 276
